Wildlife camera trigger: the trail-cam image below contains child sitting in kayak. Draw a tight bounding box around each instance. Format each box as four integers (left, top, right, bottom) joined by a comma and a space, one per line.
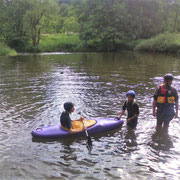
116, 90, 139, 128
60, 102, 86, 134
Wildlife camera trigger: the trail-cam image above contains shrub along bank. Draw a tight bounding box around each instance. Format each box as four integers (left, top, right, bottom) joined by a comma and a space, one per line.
0, 43, 17, 56
29, 33, 180, 54
2, 32, 180, 55
26, 34, 84, 52
26, 33, 135, 52
135, 33, 180, 54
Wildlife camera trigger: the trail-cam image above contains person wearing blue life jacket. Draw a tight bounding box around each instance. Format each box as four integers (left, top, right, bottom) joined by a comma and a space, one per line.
60, 102, 86, 134
153, 74, 179, 128
116, 90, 139, 128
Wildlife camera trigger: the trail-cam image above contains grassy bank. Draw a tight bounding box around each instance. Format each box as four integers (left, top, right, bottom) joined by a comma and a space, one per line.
26, 33, 136, 52
25, 33, 180, 54
27, 33, 84, 52
135, 33, 180, 54
0, 43, 17, 56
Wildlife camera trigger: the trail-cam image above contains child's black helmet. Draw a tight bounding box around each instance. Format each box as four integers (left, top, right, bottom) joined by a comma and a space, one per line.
64, 102, 74, 112
164, 73, 174, 81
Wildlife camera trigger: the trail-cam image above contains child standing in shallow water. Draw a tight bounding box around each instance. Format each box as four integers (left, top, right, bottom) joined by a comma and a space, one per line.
116, 90, 139, 128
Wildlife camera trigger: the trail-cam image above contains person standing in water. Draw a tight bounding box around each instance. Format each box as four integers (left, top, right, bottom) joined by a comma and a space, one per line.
116, 90, 139, 128
60, 102, 85, 134
153, 73, 179, 128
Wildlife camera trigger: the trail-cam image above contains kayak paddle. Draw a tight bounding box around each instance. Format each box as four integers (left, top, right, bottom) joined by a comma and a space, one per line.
82, 119, 92, 153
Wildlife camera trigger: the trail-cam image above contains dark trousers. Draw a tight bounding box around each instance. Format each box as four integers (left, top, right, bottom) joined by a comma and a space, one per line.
127, 118, 137, 129
157, 113, 174, 126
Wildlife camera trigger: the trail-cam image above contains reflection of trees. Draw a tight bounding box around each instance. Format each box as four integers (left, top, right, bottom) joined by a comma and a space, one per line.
0, 55, 53, 120
1, 52, 180, 122
77, 52, 180, 92
149, 126, 173, 151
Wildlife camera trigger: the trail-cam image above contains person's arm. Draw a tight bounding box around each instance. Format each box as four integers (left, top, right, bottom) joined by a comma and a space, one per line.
116, 101, 126, 119
73, 117, 84, 121
152, 87, 159, 116
175, 100, 178, 118
116, 110, 125, 119
173, 88, 179, 118
152, 99, 157, 117
68, 117, 85, 134
127, 114, 138, 123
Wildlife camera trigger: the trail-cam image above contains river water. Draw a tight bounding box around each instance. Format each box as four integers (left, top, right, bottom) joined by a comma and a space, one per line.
0, 52, 180, 179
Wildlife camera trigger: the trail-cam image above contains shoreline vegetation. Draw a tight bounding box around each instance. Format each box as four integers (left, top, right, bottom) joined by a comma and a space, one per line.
2, 32, 180, 56
1, 0, 180, 56
0, 43, 17, 56
26, 34, 84, 52
135, 33, 180, 54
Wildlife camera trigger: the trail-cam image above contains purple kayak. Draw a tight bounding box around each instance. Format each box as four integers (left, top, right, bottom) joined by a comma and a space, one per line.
31, 118, 123, 138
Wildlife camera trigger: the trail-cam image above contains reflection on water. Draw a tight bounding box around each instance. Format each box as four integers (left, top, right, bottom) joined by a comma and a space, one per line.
123, 127, 138, 152
149, 126, 173, 151
0, 52, 180, 179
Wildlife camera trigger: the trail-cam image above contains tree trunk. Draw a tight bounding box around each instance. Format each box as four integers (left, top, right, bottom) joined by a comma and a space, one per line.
32, 26, 41, 47
174, 11, 178, 32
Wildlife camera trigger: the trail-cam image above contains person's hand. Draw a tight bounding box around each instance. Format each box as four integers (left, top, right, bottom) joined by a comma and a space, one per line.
153, 112, 156, 117
174, 113, 178, 118
115, 116, 120, 120
127, 118, 131, 123
79, 117, 84, 121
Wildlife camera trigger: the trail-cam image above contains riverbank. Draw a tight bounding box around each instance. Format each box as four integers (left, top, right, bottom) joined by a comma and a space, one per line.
27, 32, 180, 54
135, 33, 180, 54
26, 33, 135, 52
0, 43, 17, 56
2, 32, 180, 55
26, 34, 84, 52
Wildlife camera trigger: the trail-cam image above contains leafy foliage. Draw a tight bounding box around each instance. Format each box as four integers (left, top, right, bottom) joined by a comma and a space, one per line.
135, 33, 180, 53
1, 0, 180, 52
27, 33, 83, 52
0, 43, 17, 56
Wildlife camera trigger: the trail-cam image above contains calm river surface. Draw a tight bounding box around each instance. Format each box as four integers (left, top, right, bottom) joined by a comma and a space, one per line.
0, 52, 180, 180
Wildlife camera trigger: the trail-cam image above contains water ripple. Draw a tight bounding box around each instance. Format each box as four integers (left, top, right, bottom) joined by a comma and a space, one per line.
0, 52, 180, 179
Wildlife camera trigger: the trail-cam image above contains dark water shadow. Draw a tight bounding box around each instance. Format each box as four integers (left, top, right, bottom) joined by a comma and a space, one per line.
32, 126, 123, 155
92, 126, 123, 140
148, 126, 173, 151
120, 126, 138, 153
31, 125, 123, 142
32, 135, 83, 144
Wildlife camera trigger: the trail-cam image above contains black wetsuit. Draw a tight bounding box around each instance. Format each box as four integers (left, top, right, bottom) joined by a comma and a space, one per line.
60, 111, 71, 129
122, 101, 139, 128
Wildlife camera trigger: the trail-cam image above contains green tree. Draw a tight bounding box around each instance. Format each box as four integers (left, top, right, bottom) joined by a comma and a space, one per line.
57, 3, 74, 33
168, 0, 180, 32
74, 0, 131, 51
0, 0, 29, 49
74, 0, 173, 51
123, 0, 164, 39
62, 17, 80, 33
57, 0, 71, 5
23, 0, 58, 47
0, 0, 6, 41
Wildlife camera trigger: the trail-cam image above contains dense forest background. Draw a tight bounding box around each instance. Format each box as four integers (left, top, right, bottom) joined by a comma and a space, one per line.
1, 0, 180, 53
